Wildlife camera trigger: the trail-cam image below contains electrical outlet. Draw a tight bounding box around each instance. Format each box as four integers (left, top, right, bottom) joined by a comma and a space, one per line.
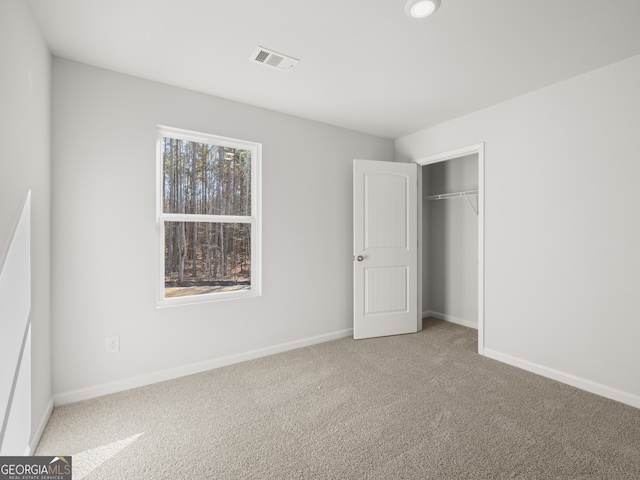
106, 336, 120, 353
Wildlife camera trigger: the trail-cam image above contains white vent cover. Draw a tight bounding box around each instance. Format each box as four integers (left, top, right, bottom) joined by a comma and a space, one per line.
250, 46, 299, 72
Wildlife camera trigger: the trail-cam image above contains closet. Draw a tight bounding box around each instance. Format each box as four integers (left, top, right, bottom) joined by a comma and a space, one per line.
421, 154, 479, 329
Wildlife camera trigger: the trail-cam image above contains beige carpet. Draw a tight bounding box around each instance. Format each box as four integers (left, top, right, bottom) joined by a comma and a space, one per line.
36, 319, 640, 479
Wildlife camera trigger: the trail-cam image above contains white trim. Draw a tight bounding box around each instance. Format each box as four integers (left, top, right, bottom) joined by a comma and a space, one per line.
157, 125, 259, 152
424, 311, 478, 330
157, 284, 258, 308
478, 147, 485, 354
414, 143, 485, 355
484, 349, 640, 410
53, 328, 353, 406
28, 397, 53, 455
417, 165, 423, 332
414, 143, 484, 166
160, 214, 253, 224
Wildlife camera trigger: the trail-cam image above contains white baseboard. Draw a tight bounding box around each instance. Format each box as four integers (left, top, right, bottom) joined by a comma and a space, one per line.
29, 397, 53, 455
54, 328, 353, 406
424, 311, 478, 330
484, 348, 640, 410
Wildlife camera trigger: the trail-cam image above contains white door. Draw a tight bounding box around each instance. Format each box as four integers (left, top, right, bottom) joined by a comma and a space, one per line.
353, 159, 418, 339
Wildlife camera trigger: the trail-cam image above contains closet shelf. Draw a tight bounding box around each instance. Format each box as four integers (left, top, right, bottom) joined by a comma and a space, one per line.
424, 189, 479, 215
424, 189, 478, 201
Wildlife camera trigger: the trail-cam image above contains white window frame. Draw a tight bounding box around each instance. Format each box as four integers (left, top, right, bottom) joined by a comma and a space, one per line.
156, 125, 262, 307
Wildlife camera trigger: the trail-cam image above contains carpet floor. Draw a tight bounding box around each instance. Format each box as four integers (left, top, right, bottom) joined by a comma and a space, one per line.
36, 318, 640, 479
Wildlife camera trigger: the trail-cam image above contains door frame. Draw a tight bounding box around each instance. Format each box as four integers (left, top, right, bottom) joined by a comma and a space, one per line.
414, 143, 485, 355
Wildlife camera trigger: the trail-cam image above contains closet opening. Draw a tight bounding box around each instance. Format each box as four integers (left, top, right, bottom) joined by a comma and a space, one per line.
416, 144, 484, 354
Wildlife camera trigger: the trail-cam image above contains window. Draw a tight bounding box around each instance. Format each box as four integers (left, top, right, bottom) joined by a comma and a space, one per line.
157, 126, 261, 306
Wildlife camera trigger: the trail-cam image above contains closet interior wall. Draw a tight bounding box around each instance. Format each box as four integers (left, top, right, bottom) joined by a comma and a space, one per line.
422, 154, 479, 328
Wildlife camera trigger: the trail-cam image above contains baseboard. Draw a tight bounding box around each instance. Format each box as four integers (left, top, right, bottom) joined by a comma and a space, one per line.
29, 397, 53, 455
484, 348, 640, 410
424, 311, 478, 330
54, 328, 354, 406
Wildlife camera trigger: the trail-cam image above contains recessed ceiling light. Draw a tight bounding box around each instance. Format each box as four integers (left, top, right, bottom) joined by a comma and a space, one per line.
405, 0, 441, 19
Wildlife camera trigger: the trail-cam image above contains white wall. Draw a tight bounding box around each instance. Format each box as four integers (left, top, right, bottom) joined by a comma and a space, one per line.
397, 55, 640, 406
51, 59, 394, 403
422, 155, 478, 327
0, 0, 52, 451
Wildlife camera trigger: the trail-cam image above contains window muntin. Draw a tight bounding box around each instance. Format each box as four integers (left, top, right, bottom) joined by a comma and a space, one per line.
157, 126, 261, 305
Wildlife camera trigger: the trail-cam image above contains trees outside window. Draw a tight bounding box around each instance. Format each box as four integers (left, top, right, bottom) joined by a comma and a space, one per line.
157, 126, 261, 305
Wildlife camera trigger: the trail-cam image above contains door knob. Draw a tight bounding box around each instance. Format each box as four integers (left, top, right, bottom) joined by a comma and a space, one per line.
357, 255, 364, 262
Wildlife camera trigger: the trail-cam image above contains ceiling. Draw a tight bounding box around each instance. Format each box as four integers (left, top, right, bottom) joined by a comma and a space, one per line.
27, 0, 640, 139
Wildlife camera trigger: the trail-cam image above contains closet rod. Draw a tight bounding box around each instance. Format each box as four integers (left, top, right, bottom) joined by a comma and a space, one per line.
424, 189, 478, 201
424, 189, 479, 215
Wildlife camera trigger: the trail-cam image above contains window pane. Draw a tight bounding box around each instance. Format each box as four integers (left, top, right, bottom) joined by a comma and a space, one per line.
164, 222, 251, 298
162, 137, 251, 216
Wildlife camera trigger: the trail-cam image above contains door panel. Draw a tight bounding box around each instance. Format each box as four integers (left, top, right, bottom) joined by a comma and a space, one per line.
354, 160, 418, 339
365, 266, 408, 314
365, 174, 407, 249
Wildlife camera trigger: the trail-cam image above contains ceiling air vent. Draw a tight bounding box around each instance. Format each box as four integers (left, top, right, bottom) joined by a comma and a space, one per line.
250, 46, 299, 72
